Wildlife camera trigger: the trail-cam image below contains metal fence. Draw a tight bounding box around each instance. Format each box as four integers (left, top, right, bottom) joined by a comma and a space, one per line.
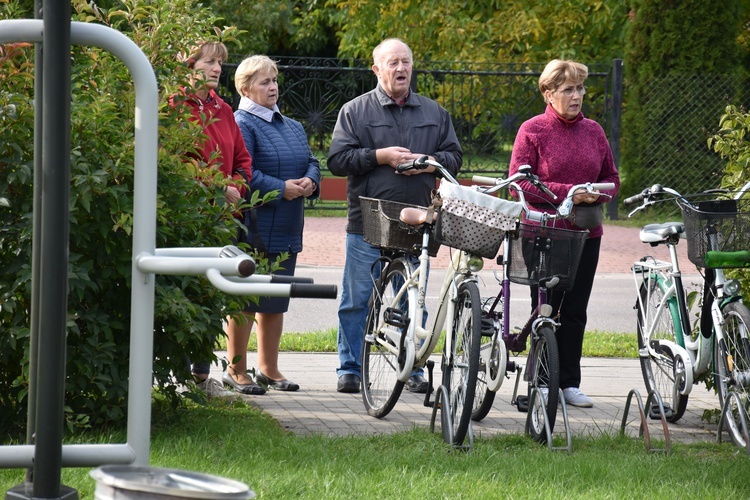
219, 57, 621, 176
218, 56, 749, 211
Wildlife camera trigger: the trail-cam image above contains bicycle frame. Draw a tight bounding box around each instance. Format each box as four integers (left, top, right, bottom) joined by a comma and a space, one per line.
485, 227, 560, 390
371, 221, 476, 383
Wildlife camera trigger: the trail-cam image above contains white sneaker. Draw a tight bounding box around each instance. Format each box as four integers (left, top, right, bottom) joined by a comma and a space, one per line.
563, 387, 593, 408
196, 377, 238, 400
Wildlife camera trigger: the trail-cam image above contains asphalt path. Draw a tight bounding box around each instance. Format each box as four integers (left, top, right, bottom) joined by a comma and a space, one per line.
284, 266, 704, 335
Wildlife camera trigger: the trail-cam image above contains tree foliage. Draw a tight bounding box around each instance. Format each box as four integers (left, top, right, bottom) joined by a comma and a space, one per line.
330, 0, 630, 64
210, 0, 339, 57
0, 0, 255, 437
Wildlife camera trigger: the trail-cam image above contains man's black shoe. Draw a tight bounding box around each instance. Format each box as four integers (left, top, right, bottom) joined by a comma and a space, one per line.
337, 374, 361, 393
406, 374, 429, 393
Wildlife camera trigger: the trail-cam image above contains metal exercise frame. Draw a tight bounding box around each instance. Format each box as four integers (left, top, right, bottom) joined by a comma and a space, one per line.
0, 19, 337, 498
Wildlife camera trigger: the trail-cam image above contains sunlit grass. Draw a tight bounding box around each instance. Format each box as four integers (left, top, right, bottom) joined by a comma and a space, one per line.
2, 399, 747, 498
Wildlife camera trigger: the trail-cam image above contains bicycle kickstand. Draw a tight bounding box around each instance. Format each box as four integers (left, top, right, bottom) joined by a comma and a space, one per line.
424, 360, 436, 408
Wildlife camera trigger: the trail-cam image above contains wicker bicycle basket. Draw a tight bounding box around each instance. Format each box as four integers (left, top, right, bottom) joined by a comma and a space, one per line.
360, 197, 440, 256
506, 223, 589, 292
681, 198, 750, 268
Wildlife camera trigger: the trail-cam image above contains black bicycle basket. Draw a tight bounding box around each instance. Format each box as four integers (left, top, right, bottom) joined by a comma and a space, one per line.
681, 198, 750, 268
506, 222, 589, 292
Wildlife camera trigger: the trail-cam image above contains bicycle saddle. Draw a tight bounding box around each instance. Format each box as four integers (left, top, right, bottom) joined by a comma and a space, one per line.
639, 222, 684, 244
399, 207, 437, 227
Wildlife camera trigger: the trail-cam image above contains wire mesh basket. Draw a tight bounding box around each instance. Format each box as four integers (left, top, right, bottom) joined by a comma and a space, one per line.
506, 223, 589, 292
681, 198, 750, 268
360, 197, 440, 256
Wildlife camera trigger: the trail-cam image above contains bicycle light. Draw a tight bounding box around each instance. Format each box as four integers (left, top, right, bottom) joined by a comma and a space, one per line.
467, 254, 484, 272
724, 279, 742, 297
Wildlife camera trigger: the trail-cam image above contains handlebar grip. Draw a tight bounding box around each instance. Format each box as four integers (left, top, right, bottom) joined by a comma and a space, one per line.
623, 193, 645, 206
269, 275, 314, 284
591, 182, 616, 191
472, 175, 497, 185
289, 283, 338, 299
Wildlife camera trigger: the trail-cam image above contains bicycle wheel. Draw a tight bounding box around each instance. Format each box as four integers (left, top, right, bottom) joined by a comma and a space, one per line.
635, 281, 688, 422
527, 325, 559, 444
715, 301, 750, 448
442, 280, 482, 446
362, 258, 409, 418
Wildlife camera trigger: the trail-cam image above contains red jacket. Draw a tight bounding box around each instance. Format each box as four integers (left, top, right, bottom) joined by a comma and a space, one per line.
172, 88, 253, 193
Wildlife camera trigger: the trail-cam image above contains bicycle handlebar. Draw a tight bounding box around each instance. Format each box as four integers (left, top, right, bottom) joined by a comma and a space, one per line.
396, 155, 460, 185
472, 168, 614, 222
471, 165, 557, 200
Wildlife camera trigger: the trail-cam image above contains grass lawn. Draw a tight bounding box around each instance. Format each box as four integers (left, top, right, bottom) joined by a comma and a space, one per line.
2, 400, 749, 498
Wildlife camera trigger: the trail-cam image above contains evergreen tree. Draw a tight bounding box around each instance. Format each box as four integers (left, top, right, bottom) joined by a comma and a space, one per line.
620, 0, 746, 198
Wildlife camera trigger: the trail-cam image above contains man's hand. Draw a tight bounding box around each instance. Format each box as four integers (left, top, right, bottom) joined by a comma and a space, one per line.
376, 146, 413, 168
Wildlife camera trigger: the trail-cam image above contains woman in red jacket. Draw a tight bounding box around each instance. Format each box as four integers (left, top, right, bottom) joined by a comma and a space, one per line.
174, 41, 265, 397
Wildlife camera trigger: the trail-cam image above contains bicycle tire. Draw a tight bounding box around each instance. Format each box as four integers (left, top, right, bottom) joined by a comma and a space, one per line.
361, 258, 408, 418
442, 280, 482, 446
635, 280, 688, 422
714, 301, 750, 448
527, 325, 559, 444
472, 321, 500, 421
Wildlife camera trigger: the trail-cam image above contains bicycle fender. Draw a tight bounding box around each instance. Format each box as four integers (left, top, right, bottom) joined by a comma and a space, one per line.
487, 340, 507, 392
396, 340, 415, 382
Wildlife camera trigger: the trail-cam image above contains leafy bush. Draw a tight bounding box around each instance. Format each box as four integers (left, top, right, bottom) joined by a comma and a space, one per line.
0, 0, 256, 438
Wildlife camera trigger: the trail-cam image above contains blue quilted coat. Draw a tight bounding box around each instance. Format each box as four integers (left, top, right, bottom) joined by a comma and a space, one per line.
235, 105, 321, 254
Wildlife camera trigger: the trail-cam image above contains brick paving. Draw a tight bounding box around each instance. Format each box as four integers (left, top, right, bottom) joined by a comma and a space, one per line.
299, 217, 693, 273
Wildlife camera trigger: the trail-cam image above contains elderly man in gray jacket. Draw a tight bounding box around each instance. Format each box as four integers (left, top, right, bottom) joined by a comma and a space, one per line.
328, 38, 463, 393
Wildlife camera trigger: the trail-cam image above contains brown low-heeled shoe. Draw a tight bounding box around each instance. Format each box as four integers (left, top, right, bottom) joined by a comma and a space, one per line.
257, 371, 300, 392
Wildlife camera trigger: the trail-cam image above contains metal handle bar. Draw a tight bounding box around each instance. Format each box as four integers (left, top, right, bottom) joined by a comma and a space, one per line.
206, 269, 338, 298
137, 245, 338, 299
625, 180, 750, 218
557, 182, 616, 218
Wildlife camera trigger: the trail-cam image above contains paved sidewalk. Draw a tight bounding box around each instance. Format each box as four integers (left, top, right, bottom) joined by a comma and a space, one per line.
213, 218, 720, 446
209, 352, 721, 446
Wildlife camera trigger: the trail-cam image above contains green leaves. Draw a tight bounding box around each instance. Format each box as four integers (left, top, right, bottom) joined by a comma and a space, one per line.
0, 0, 256, 437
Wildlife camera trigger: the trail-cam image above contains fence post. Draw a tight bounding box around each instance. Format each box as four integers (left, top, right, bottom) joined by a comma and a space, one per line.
608, 59, 623, 220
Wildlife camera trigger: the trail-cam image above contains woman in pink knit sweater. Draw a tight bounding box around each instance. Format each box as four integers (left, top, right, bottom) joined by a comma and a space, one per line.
508, 59, 620, 408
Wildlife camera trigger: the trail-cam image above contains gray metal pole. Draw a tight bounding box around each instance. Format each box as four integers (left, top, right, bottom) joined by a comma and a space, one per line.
24, 0, 44, 488
31, 0, 76, 497
608, 58, 623, 220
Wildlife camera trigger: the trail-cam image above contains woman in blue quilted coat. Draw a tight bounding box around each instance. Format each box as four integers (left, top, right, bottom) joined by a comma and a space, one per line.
226, 55, 321, 393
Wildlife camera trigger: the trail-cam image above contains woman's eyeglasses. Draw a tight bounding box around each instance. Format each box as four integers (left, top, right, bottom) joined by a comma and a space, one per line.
556, 85, 586, 97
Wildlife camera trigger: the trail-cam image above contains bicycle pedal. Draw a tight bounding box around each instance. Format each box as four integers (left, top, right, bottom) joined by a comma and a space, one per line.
383, 307, 408, 329
516, 395, 529, 413
648, 404, 674, 421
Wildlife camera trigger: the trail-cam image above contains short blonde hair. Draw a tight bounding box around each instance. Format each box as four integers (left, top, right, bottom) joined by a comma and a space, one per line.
538, 59, 588, 102
186, 41, 228, 69
234, 55, 278, 96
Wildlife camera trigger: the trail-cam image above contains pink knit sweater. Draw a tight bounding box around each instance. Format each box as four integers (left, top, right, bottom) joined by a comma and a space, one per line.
509, 104, 620, 238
